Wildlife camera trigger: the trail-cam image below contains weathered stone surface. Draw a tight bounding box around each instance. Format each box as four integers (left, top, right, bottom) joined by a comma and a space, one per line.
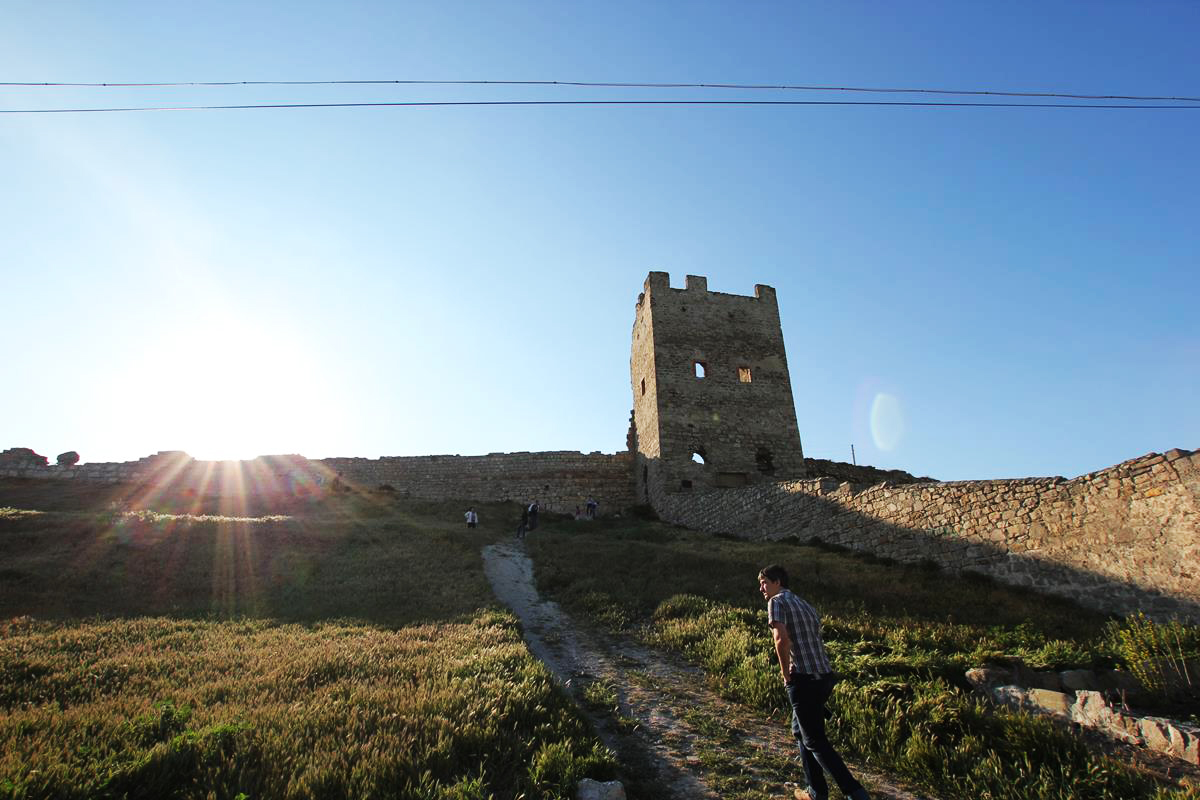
966, 666, 1014, 691
1140, 717, 1174, 753
0, 449, 636, 515
1071, 690, 1200, 763
629, 272, 807, 503
576, 778, 626, 800
1028, 688, 1072, 716
991, 685, 1070, 717
648, 445, 1200, 621
0, 447, 48, 467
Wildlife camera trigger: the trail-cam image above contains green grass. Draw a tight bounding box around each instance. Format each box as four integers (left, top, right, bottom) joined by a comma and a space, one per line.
0, 614, 614, 799
0, 493, 506, 625
525, 514, 1200, 800
0, 481, 616, 799
6, 479, 1199, 799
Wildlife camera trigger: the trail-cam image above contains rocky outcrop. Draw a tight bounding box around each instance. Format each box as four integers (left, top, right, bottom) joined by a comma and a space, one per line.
966, 663, 1200, 765
576, 779, 626, 800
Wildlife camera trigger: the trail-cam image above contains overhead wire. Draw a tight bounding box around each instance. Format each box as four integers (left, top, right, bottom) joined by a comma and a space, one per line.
1, 99, 1198, 114
3, 78, 1199, 103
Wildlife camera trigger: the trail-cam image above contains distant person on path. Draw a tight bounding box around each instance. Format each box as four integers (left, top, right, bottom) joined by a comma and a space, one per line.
586, 497, 598, 519
527, 500, 539, 532
517, 505, 529, 540
464, 508, 478, 529
758, 564, 870, 800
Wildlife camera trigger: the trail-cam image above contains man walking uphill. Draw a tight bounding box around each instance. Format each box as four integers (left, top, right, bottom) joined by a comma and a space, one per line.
759, 564, 870, 800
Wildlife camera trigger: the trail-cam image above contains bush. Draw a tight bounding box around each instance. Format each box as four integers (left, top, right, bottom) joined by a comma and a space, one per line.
1107, 613, 1200, 705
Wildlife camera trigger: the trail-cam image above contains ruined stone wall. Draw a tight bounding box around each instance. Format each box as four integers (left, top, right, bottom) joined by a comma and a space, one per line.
649, 449, 1200, 621
321, 451, 636, 513
0, 448, 637, 515
801, 458, 932, 487
630, 272, 806, 500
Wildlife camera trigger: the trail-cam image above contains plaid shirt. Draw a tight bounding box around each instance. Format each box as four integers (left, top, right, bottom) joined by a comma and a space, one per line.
767, 588, 832, 676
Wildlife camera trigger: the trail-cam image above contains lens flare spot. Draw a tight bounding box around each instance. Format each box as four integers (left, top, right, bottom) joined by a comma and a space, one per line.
870, 393, 905, 451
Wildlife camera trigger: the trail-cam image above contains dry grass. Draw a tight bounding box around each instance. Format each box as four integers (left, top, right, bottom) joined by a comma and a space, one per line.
0, 480, 615, 799
526, 514, 1200, 800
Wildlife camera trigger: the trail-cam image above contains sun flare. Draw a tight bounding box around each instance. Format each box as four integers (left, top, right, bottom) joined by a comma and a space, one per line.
103, 313, 341, 461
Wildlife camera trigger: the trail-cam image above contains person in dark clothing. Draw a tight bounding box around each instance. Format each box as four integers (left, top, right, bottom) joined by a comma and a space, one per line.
759, 564, 870, 800
516, 505, 529, 540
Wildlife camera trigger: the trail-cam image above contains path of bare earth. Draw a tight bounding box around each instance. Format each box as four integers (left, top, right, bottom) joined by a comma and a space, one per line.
482, 540, 933, 800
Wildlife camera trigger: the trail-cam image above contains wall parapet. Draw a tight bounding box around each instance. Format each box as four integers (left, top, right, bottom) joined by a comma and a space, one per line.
648, 449, 1200, 621
0, 448, 637, 515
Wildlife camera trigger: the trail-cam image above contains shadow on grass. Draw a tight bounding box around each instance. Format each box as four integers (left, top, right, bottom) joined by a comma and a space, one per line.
646, 473, 1200, 623
0, 478, 532, 627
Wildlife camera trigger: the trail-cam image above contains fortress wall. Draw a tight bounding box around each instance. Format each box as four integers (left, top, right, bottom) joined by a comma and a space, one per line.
800, 457, 932, 487
0, 448, 637, 515
649, 449, 1200, 620
319, 451, 636, 513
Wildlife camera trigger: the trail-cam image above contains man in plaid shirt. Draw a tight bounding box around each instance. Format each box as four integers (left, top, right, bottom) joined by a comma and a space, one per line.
760, 564, 870, 800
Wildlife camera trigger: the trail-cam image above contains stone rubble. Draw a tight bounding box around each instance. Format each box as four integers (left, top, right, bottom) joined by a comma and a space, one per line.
966, 664, 1200, 765
576, 778, 627, 800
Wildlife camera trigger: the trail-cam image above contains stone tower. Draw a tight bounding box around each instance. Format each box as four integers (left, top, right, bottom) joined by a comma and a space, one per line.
629, 272, 806, 504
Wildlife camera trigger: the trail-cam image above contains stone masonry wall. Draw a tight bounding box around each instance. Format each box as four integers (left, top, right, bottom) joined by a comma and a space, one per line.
0, 448, 636, 516
649, 449, 1200, 621
801, 458, 932, 487
631, 273, 806, 500
321, 451, 636, 513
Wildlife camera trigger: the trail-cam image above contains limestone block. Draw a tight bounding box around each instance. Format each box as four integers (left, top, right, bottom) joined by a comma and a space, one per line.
576, 778, 626, 800
1026, 688, 1072, 717
1174, 722, 1200, 764
1141, 717, 1200, 764
1139, 717, 1173, 752
1071, 690, 1113, 727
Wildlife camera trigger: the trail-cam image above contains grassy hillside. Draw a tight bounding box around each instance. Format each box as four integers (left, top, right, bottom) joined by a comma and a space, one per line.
0, 481, 613, 799
526, 513, 1200, 800
3, 479, 1198, 799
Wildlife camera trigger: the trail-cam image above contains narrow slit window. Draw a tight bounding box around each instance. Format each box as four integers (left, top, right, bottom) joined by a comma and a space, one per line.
694, 361, 707, 378
738, 366, 752, 383
640, 378, 646, 396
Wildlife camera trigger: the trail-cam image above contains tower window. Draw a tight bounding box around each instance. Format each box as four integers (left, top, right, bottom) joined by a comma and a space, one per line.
691, 450, 706, 465
640, 378, 646, 396
738, 366, 752, 383
756, 447, 775, 475
694, 361, 707, 378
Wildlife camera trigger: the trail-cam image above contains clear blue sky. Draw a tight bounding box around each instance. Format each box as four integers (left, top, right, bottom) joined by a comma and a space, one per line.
2, 1, 1197, 481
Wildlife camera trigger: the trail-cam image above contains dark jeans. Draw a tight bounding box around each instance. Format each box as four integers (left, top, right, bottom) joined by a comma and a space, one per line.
787, 673, 863, 800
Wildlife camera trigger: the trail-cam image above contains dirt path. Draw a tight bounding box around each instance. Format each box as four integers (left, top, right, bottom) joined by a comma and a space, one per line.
483, 540, 934, 800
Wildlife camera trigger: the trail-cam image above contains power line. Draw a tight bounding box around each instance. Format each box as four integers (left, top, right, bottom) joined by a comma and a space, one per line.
2, 99, 1198, 115
3, 78, 1198, 103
